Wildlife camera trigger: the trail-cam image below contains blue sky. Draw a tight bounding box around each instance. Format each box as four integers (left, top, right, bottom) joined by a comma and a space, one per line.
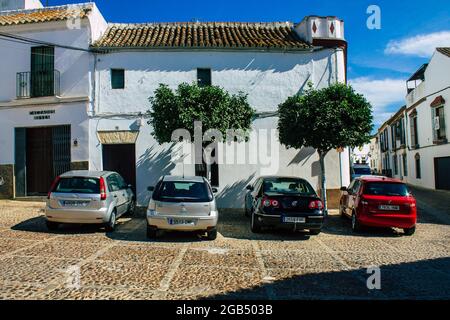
50, 0, 450, 127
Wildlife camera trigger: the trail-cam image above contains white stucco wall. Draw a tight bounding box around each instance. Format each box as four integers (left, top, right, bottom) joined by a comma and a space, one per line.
0, 20, 95, 103
0, 102, 89, 165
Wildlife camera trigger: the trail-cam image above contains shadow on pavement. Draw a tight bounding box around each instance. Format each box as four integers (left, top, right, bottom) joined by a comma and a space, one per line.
204, 257, 450, 300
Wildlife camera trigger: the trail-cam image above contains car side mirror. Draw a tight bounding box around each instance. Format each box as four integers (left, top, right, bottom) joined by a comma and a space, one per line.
147, 186, 155, 192
246, 185, 254, 191
211, 187, 218, 193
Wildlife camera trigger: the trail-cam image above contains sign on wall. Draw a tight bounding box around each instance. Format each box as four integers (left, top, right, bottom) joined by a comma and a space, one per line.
29, 110, 55, 120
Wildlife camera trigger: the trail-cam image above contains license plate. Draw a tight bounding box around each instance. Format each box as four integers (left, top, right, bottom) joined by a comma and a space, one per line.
379, 205, 400, 211
168, 219, 195, 225
63, 200, 89, 207
282, 216, 306, 223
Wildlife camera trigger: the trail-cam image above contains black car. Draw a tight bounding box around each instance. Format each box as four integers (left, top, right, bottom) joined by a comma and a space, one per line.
244, 176, 324, 235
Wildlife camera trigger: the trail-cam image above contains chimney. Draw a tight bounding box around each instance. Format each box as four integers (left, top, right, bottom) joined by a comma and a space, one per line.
294, 16, 345, 46
0, 0, 43, 12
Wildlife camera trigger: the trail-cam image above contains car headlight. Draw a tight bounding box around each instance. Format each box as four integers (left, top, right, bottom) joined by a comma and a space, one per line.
147, 209, 157, 216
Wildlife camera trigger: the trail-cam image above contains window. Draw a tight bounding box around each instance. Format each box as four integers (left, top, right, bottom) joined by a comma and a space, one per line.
393, 155, 398, 175
210, 148, 219, 187
53, 177, 100, 194
262, 178, 315, 195
432, 105, 446, 142
107, 175, 120, 192
111, 69, 125, 89
364, 182, 409, 197
415, 153, 421, 179
403, 154, 408, 177
410, 113, 419, 147
197, 68, 211, 87
153, 181, 213, 203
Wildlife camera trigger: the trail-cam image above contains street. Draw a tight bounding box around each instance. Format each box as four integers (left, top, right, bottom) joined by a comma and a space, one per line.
0, 187, 449, 300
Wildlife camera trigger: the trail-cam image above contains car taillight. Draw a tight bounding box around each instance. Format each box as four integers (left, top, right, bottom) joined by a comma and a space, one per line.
309, 200, 323, 210
262, 197, 279, 208
99, 177, 107, 201
47, 176, 60, 199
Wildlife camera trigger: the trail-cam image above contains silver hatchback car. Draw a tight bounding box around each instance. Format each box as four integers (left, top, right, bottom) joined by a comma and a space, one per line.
46, 171, 135, 231
146, 176, 219, 240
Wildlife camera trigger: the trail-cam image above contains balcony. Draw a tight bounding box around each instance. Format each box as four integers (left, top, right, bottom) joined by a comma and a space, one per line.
16, 70, 60, 99
406, 81, 425, 107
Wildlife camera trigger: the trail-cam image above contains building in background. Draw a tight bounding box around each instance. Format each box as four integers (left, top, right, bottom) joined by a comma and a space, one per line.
374, 48, 450, 190
0, 1, 351, 209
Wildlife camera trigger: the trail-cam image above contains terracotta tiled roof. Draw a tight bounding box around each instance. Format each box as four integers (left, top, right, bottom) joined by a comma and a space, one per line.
0, 3, 93, 27
93, 22, 311, 50
437, 47, 450, 58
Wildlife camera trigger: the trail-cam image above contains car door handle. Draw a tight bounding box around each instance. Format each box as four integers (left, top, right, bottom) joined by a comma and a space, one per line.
114, 195, 118, 198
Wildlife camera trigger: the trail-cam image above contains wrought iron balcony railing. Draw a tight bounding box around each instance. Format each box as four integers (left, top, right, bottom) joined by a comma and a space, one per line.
16, 70, 60, 99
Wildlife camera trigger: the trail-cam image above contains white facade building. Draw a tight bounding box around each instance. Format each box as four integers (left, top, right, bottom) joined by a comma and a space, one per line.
375, 48, 450, 191
0, 2, 351, 209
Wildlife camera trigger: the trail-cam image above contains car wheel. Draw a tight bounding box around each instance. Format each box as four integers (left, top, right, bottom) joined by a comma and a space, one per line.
251, 211, 262, 233
309, 229, 321, 235
105, 210, 116, 232
206, 228, 217, 240
46, 221, 59, 231
146, 225, 158, 239
351, 211, 361, 232
127, 200, 136, 216
404, 226, 416, 236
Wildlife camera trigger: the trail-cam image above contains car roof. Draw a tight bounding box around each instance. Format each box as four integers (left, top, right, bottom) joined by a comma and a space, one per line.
357, 175, 404, 183
260, 176, 308, 181
162, 175, 205, 183
60, 170, 112, 178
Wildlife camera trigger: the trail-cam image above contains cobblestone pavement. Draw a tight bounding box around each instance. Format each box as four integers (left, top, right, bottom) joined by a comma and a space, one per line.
0, 198, 449, 300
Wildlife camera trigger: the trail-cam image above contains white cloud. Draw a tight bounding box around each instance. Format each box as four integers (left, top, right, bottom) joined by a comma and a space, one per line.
385, 31, 450, 58
349, 77, 406, 125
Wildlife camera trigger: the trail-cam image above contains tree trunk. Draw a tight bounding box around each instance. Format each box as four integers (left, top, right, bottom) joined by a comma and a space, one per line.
319, 152, 328, 215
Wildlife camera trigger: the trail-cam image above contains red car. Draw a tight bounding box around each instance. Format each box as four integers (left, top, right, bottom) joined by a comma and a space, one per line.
339, 176, 417, 235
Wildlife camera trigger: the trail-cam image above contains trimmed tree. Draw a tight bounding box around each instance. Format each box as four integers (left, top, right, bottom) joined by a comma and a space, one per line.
147, 83, 255, 178
278, 83, 373, 212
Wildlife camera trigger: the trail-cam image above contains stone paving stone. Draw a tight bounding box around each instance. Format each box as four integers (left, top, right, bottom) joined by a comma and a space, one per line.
337, 251, 414, 269
319, 237, 394, 253
0, 238, 34, 255
169, 265, 262, 294
79, 261, 167, 290
261, 251, 344, 271
0, 281, 44, 299
19, 241, 101, 260
0, 256, 79, 285
257, 238, 320, 252
189, 237, 254, 251
0, 229, 57, 241
98, 245, 179, 265
43, 286, 157, 300
182, 248, 258, 268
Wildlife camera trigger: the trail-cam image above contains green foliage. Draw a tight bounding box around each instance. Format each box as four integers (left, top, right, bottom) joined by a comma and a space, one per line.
148, 83, 255, 144
278, 83, 373, 154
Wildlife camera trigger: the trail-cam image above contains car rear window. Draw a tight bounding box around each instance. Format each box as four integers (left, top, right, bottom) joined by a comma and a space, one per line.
263, 178, 315, 195
353, 167, 371, 175
153, 181, 212, 202
53, 177, 100, 194
364, 182, 409, 196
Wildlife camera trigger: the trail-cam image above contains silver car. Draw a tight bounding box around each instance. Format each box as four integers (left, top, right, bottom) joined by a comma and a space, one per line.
146, 176, 219, 240
46, 171, 135, 231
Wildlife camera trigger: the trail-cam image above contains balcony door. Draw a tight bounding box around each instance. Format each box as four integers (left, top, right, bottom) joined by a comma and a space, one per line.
31, 46, 54, 97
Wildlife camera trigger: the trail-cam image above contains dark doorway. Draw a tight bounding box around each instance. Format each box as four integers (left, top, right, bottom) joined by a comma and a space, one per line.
435, 157, 450, 191
26, 127, 54, 195
102, 144, 136, 193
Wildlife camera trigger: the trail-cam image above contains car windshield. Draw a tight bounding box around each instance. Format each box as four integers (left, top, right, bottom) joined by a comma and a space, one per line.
263, 178, 315, 195
353, 167, 371, 175
364, 182, 409, 196
153, 181, 212, 202
54, 177, 100, 194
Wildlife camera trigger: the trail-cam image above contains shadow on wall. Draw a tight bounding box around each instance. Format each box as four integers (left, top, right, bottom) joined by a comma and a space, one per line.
288, 147, 316, 167
136, 144, 176, 206
216, 174, 256, 210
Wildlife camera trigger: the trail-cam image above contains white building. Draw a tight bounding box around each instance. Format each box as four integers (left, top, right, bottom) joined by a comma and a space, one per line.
375, 48, 450, 191
0, 1, 351, 209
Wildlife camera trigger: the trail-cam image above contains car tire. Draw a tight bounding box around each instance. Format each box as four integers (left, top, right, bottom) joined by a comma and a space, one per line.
46, 221, 59, 231
146, 225, 158, 239
351, 211, 362, 232
105, 210, 116, 232
309, 229, 321, 235
251, 211, 262, 233
127, 200, 136, 216
206, 228, 218, 240
244, 205, 250, 217
404, 226, 416, 236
